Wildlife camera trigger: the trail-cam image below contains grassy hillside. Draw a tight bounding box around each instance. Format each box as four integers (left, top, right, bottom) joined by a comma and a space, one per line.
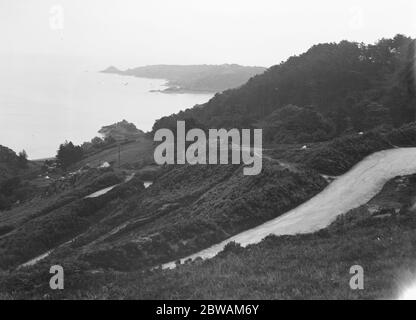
266, 122, 416, 175
0, 168, 135, 269
75, 136, 154, 170
1, 123, 415, 273
0, 154, 326, 271
0, 146, 42, 211
2, 173, 415, 299
0, 146, 20, 184
75, 161, 325, 270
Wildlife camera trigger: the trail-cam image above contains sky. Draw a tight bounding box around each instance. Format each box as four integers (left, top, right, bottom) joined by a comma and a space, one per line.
1, 0, 416, 68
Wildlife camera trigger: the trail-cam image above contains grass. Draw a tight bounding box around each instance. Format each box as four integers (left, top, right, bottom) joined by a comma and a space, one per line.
0, 158, 326, 272
267, 123, 416, 175
75, 137, 154, 170
1, 124, 416, 299
0, 169, 139, 269
1, 174, 415, 299
65, 160, 327, 271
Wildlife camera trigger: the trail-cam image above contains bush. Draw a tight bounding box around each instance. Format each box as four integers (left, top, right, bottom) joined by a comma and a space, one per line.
0, 194, 12, 211
56, 141, 84, 169
17, 150, 28, 169
217, 241, 244, 258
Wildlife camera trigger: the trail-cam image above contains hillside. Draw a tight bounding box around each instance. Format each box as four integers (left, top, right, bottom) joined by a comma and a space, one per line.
101, 64, 266, 93
98, 120, 145, 141
0, 146, 42, 211
2, 129, 416, 299
0, 146, 18, 183
152, 35, 415, 143
11, 171, 415, 300
0, 124, 414, 266
54, 173, 416, 299
1, 36, 415, 300
0, 158, 326, 270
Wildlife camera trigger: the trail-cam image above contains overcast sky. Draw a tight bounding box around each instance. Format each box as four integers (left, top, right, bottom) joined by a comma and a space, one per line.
1, 0, 416, 68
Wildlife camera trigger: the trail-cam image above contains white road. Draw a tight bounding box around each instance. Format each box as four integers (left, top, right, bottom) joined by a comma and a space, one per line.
84, 172, 137, 199
163, 148, 416, 269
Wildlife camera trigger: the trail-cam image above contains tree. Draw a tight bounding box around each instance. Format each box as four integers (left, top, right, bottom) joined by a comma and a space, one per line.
0, 177, 21, 197
149, 35, 415, 139
17, 150, 28, 168
104, 135, 116, 145
91, 136, 104, 147
0, 194, 11, 211
56, 141, 84, 169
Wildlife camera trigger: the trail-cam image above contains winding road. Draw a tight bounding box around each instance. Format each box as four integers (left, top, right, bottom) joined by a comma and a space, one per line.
163, 147, 416, 269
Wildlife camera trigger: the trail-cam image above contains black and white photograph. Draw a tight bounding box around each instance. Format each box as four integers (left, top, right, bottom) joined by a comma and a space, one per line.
0, 0, 416, 304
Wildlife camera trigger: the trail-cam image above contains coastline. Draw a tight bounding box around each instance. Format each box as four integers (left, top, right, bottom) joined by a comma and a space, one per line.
149, 87, 216, 94
101, 71, 218, 94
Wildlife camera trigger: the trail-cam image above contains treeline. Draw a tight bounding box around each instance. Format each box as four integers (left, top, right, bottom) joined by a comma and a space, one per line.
0, 146, 29, 210
153, 35, 415, 143
56, 138, 114, 170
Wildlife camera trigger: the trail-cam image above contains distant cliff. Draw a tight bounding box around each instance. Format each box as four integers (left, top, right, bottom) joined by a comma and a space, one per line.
101, 64, 266, 93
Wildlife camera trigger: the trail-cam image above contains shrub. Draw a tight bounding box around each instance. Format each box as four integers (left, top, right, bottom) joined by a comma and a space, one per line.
56, 141, 84, 169
218, 241, 244, 258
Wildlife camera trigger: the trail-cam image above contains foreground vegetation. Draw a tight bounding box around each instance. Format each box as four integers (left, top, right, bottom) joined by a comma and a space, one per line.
1, 123, 415, 293
0, 155, 326, 272
0, 168, 133, 269
1, 173, 415, 299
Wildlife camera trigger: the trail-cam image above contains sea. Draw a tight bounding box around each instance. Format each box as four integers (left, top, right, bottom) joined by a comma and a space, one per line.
0, 54, 213, 159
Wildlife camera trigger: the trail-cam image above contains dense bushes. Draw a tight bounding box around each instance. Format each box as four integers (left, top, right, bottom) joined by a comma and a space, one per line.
81, 135, 117, 153
294, 123, 416, 175
152, 36, 415, 143
0, 145, 27, 186
217, 241, 244, 258
0, 177, 34, 211
262, 105, 336, 143
13, 150, 28, 169
71, 161, 327, 270
0, 169, 136, 269
56, 141, 84, 169
6, 202, 416, 299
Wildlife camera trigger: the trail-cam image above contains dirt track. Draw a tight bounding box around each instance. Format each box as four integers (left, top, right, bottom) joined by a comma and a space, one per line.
163, 148, 416, 268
